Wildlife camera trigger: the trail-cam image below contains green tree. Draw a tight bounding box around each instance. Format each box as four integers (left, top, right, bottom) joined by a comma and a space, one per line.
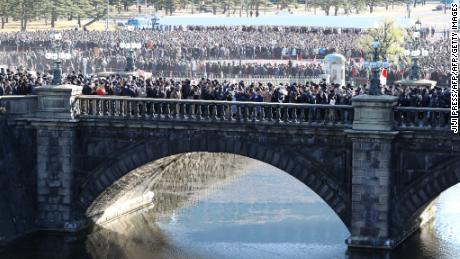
222, 0, 245, 16
311, 0, 334, 16
0, 0, 13, 29
357, 18, 405, 63
364, 0, 383, 13
44, 0, 72, 28
40, 0, 107, 28
177, 0, 190, 10
205, 0, 219, 15
121, 0, 136, 11
253, 0, 271, 14
146, 0, 176, 14
349, 0, 365, 14
75, 0, 107, 28
7, 0, 45, 31
274, 0, 295, 10
332, 0, 346, 16
162, 0, 179, 15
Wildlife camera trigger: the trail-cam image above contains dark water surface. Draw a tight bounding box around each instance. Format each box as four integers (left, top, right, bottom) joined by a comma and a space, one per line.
1, 160, 459, 259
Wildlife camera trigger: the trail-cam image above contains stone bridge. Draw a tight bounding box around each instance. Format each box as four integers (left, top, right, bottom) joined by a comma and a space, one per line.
0, 85, 458, 250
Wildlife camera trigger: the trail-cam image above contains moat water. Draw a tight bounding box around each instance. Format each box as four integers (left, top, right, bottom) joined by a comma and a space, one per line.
1, 156, 459, 259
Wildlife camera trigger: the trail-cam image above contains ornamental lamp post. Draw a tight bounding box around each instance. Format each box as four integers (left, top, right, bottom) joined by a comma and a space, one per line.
363, 38, 389, 95
406, 19, 428, 80
45, 33, 72, 85
120, 26, 142, 72
395, 19, 436, 88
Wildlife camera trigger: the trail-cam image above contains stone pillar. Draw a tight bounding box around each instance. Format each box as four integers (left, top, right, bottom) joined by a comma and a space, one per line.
33, 85, 82, 230
35, 85, 82, 120
351, 95, 397, 131
346, 95, 399, 249
36, 125, 77, 229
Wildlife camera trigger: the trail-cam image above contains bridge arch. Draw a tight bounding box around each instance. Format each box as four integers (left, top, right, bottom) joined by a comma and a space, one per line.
77, 136, 351, 229
395, 158, 460, 226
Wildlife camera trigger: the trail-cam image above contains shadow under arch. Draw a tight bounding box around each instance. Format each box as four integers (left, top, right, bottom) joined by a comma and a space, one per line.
77, 136, 351, 229
394, 158, 460, 229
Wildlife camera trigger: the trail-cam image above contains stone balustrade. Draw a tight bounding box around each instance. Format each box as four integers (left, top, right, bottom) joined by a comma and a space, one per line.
73, 96, 354, 127
0, 95, 454, 132
394, 107, 451, 131
0, 96, 37, 117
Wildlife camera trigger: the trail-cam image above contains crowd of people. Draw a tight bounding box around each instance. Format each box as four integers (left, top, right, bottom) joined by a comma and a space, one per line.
0, 68, 450, 108
0, 51, 325, 78
0, 25, 450, 86
0, 26, 364, 59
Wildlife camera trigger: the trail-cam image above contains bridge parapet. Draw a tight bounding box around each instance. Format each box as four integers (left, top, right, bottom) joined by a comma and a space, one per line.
73, 96, 354, 127
394, 107, 451, 131
0, 93, 453, 132
0, 95, 37, 117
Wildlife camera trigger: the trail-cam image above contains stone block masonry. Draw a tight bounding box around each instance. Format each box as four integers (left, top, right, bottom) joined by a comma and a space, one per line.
36, 125, 78, 229
346, 131, 398, 249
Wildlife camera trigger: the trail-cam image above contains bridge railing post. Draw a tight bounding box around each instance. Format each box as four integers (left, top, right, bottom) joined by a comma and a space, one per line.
351, 95, 397, 131
346, 94, 399, 249
35, 84, 83, 120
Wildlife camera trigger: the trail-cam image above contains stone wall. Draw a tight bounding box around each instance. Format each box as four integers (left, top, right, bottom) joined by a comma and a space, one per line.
0, 117, 37, 245
390, 133, 460, 240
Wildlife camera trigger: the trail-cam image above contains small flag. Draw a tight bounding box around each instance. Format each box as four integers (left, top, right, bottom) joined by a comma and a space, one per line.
352, 66, 358, 77
381, 68, 387, 78
380, 68, 387, 85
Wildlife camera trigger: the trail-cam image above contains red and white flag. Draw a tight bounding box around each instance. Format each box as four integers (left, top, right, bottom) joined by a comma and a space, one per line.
380, 68, 387, 85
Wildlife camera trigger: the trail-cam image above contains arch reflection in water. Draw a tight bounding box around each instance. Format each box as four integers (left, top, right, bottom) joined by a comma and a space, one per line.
86, 153, 350, 259
87, 153, 251, 259
88, 153, 249, 225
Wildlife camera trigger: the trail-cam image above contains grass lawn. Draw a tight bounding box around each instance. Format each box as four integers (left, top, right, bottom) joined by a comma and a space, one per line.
0, 20, 116, 32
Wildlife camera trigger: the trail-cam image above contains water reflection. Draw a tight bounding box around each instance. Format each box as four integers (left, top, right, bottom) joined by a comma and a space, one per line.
145, 161, 350, 259
89, 153, 247, 223
1, 154, 460, 259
